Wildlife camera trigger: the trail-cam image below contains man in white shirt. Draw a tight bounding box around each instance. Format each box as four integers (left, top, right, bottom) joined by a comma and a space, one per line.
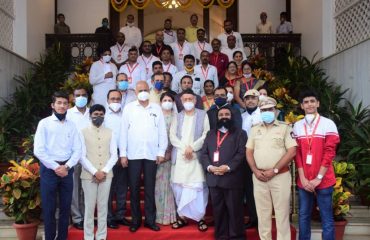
119, 81, 168, 232
34, 91, 82, 240
119, 14, 142, 48
110, 32, 130, 69
116, 73, 137, 108
221, 35, 247, 61
119, 47, 146, 90
89, 47, 118, 106
161, 48, 178, 76
276, 12, 293, 34
172, 55, 201, 95
163, 18, 177, 45
80, 104, 117, 240
217, 20, 244, 50
192, 28, 212, 63
256, 12, 273, 34
170, 28, 195, 71
137, 40, 160, 80
66, 87, 90, 230
194, 50, 219, 95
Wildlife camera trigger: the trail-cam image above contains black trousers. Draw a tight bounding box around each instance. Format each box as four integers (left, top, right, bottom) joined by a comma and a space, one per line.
210, 187, 245, 240
245, 164, 258, 223
128, 159, 157, 225
108, 164, 128, 221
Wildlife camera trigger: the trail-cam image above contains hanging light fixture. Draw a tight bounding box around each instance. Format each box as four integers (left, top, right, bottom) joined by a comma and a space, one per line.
162, 0, 180, 9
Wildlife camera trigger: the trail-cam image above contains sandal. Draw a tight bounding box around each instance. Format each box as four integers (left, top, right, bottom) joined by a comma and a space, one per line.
198, 219, 208, 232
171, 218, 188, 229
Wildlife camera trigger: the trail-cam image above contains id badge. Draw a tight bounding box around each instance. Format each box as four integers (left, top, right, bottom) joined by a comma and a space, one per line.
128, 77, 132, 83
213, 151, 219, 163
146, 68, 149, 74
117, 54, 122, 61
179, 53, 184, 60
306, 154, 312, 165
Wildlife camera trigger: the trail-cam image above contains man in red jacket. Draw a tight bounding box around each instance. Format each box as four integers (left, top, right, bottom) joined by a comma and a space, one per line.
293, 89, 340, 240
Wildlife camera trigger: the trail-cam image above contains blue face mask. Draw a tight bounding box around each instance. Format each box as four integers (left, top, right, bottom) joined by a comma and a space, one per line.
75, 96, 88, 108
154, 81, 164, 91
118, 81, 129, 91
261, 111, 275, 124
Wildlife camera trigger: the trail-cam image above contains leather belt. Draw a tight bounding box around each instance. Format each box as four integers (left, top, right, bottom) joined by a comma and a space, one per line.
57, 160, 68, 165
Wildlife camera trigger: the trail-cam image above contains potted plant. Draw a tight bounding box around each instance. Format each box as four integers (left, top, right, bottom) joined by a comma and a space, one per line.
332, 161, 355, 240
0, 157, 41, 240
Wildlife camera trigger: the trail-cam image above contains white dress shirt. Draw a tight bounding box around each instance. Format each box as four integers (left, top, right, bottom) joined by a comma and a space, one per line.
89, 60, 118, 106
170, 41, 195, 71
194, 64, 219, 94
171, 70, 202, 95
162, 62, 178, 76
66, 106, 90, 131
119, 62, 146, 90
242, 108, 262, 136
120, 89, 137, 109
217, 31, 244, 50
119, 101, 168, 160
34, 114, 82, 170
119, 25, 142, 48
104, 107, 122, 145
110, 43, 130, 64
79, 124, 118, 175
137, 54, 160, 80
221, 47, 247, 62
163, 29, 177, 45
192, 40, 212, 62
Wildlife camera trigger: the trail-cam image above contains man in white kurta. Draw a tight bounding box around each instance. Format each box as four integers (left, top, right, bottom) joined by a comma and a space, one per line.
119, 14, 142, 48
192, 28, 212, 63
221, 35, 247, 61
110, 32, 130, 69
194, 51, 219, 95
137, 40, 160, 80
119, 47, 146, 90
163, 18, 177, 45
89, 49, 118, 106
170, 28, 195, 71
170, 89, 210, 223
217, 20, 244, 50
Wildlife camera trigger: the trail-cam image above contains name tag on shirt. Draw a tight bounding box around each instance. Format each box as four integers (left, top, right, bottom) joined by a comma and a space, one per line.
306, 154, 312, 165
213, 151, 219, 163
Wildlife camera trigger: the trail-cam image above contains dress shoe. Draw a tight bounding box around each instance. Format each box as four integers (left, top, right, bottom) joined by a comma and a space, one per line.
107, 220, 119, 229
129, 224, 140, 232
144, 223, 160, 231
73, 221, 84, 230
116, 218, 131, 226
244, 221, 258, 229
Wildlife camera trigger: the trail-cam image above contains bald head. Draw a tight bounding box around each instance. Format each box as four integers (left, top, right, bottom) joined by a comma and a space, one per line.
155, 30, 164, 43
227, 35, 236, 48
135, 81, 149, 95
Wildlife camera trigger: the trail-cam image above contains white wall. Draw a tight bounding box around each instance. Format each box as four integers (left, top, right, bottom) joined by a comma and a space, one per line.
58, 0, 109, 33
13, 0, 27, 58
238, 0, 285, 34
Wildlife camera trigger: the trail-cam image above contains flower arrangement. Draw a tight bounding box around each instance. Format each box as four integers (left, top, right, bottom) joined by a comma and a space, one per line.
60, 57, 93, 95
0, 158, 41, 224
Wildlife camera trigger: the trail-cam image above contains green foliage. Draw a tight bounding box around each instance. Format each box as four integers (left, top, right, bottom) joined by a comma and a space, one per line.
0, 44, 70, 161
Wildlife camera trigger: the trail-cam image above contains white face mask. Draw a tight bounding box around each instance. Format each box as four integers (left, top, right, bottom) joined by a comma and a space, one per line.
305, 114, 316, 124
227, 92, 234, 102
244, 73, 252, 78
109, 102, 121, 112
103, 55, 111, 63
127, 22, 135, 27
259, 95, 267, 101
137, 91, 149, 101
183, 101, 195, 111
161, 101, 173, 111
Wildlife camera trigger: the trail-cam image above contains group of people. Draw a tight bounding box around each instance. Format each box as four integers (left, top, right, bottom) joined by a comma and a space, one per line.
37, 12, 340, 240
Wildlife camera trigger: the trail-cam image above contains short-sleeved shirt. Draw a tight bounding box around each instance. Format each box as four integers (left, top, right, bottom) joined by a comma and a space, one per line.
246, 120, 297, 169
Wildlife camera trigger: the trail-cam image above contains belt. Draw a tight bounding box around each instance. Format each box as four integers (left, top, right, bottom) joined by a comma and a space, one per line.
57, 160, 68, 165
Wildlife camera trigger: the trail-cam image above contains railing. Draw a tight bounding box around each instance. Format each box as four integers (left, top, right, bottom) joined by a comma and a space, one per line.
241, 34, 301, 71
45, 33, 113, 67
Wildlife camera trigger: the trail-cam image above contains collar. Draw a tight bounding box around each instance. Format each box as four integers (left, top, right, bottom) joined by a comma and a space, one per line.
135, 100, 152, 109
51, 113, 68, 122
71, 106, 89, 114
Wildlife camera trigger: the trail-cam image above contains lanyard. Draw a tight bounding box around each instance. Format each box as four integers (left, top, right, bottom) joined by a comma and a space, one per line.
164, 30, 173, 36
127, 63, 139, 78
116, 43, 125, 53
155, 45, 162, 56
141, 55, 153, 68
201, 65, 209, 80
244, 78, 254, 90
198, 41, 205, 51
212, 53, 219, 65
304, 115, 321, 153
217, 131, 229, 151
164, 63, 171, 72
177, 42, 184, 54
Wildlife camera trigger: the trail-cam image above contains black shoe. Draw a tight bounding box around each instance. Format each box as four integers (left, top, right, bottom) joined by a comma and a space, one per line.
244, 221, 258, 229
129, 224, 140, 232
144, 223, 160, 231
116, 218, 131, 226
73, 221, 84, 230
107, 220, 119, 229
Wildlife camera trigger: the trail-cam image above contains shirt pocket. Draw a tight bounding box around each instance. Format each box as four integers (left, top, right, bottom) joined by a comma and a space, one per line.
271, 136, 285, 149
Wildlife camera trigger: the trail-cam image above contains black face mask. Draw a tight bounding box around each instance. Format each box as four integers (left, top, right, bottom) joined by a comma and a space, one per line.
246, 106, 258, 114
214, 97, 227, 107
91, 116, 104, 127
54, 111, 67, 121
217, 118, 233, 129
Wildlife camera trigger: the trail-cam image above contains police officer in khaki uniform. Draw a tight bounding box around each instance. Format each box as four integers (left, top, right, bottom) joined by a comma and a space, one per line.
246, 97, 297, 240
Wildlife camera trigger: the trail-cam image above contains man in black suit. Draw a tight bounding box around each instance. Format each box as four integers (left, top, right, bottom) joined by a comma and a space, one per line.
201, 105, 247, 240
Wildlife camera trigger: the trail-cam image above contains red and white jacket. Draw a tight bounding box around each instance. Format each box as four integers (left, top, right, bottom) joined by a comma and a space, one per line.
293, 115, 340, 189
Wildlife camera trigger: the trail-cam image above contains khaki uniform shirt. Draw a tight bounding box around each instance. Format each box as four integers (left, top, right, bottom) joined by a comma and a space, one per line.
246, 120, 297, 170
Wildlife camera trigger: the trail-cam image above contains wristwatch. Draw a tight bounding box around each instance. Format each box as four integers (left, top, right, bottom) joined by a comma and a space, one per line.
316, 174, 323, 180
273, 168, 279, 174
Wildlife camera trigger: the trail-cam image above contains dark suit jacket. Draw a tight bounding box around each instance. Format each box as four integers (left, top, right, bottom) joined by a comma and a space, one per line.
175, 92, 203, 112
201, 128, 247, 189
207, 104, 242, 130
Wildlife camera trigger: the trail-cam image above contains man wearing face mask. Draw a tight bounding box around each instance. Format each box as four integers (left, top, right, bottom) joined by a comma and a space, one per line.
116, 73, 137, 109
104, 90, 131, 229
34, 91, 82, 240
174, 75, 203, 112
120, 81, 168, 232
89, 47, 118, 106
246, 97, 297, 240
201, 106, 247, 239
207, 87, 242, 130
170, 89, 210, 231
95, 17, 114, 45
119, 14, 142, 48
149, 73, 166, 104
66, 87, 91, 230
80, 104, 117, 240
147, 61, 164, 88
